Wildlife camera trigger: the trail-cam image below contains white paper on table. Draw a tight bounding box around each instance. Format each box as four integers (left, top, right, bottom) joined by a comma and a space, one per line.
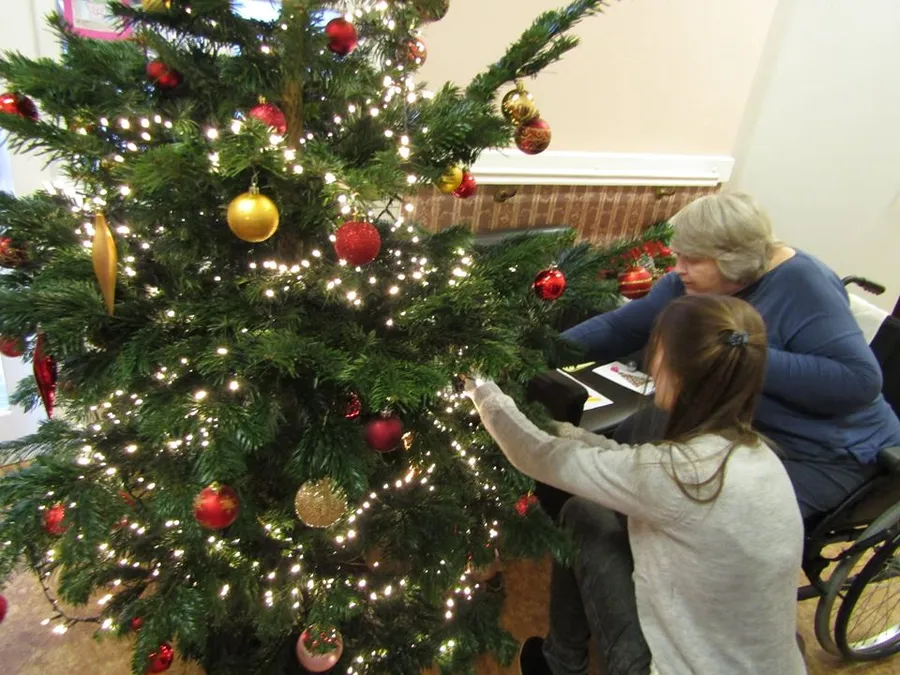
555, 369, 614, 410
593, 361, 655, 394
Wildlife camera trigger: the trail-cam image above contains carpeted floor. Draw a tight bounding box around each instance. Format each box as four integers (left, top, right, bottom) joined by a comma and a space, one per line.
0, 556, 896, 674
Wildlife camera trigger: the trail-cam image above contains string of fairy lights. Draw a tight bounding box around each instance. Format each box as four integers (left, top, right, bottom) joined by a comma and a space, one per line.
16, 1, 515, 670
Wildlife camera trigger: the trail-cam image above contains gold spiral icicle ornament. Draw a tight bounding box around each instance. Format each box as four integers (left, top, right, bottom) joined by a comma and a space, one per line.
92, 212, 117, 315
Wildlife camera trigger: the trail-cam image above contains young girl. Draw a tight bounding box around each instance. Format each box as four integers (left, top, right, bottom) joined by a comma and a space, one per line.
466, 295, 806, 675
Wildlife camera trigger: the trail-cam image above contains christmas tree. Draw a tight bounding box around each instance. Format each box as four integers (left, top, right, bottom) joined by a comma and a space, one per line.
0, 1, 633, 673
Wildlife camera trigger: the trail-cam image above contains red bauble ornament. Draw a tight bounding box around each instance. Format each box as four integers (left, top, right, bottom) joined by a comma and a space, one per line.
193, 484, 240, 530
325, 18, 358, 56
296, 628, 343, 672
407, 39, 427, 65
618, 266, 653, 300
33, 333, 57, 418
334, 221, 381, 266
146, 60, 182, 90
533, 268, 567, 301
344, 393, 362, 420
364, 415, 404, 452
515, 493, 539, 516
147, 642, 175, 673
452, 171, 477, 199
0, 92, 38, 121
42, 503, 67, 535
0, 336, 25, 357
0, 237, 27, 268
131, 616, 144, 631
249, 101, 287, 135
0, 595, 7, 624
515, 117, 552, 155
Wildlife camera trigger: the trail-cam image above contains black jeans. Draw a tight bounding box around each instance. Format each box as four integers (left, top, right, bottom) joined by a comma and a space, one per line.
544, 498, 652, 675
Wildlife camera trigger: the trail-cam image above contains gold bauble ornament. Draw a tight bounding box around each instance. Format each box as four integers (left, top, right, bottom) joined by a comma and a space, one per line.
501, 82, 539, 125
294, 478, 347, 528
142, 0, 171, 12
227, 187, 279, 243
435, 166, 463, 194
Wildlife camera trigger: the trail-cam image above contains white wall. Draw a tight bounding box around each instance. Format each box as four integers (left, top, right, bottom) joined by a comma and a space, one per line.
733, 0, 900, 311
420, 0, 780, 154
0, 0, 59, 441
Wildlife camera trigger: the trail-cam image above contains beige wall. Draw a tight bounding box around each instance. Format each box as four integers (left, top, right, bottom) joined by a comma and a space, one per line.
419, 0, 780, 155
733, 0, 900, 311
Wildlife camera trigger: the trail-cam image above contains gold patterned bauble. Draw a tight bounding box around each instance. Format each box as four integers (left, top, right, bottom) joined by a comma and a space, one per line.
501, 83, 539, 125
142, 0, 171, 11
294, 478, 347, 528
415, 0, 449, 22
92, 213, 117, 315
435, 166, 463, 194
227, 187, 280, 243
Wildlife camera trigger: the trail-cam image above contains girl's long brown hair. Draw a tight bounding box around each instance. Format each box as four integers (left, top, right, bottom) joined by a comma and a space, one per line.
648, 294, 768, 503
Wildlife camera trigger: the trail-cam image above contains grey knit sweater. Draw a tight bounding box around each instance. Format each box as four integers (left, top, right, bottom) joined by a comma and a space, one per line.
469, 381, 807, 675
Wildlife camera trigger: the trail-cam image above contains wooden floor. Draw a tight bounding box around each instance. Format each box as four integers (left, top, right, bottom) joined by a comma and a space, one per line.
0, 557, 896, 674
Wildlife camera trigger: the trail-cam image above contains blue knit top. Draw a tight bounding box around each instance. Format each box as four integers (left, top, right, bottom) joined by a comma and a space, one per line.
563, 251, 900, 463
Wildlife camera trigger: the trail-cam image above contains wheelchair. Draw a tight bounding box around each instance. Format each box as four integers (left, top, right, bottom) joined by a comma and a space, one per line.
797, 277, 900, 662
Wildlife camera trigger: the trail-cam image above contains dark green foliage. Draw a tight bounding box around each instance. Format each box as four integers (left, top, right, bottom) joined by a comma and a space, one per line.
0, 2, 632, 674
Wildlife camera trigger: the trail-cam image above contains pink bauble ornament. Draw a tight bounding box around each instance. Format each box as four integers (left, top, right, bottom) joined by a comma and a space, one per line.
296, 627, 343, 672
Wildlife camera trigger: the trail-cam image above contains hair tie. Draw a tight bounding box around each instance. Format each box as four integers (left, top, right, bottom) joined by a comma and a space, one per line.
724, 330, 749, 348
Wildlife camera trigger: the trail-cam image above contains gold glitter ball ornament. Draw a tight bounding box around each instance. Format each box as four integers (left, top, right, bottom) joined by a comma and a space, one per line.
294, 478, 347, 528
501, 82, 539, 126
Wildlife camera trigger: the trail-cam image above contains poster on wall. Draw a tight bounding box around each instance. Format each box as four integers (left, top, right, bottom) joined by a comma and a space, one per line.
61, 0, 133, 40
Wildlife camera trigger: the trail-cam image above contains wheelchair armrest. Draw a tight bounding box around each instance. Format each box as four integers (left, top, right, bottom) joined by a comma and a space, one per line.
877, 446, 900, 473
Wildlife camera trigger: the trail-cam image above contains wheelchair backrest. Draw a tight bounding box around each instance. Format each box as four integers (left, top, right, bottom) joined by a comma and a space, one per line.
849, 293, 900, 419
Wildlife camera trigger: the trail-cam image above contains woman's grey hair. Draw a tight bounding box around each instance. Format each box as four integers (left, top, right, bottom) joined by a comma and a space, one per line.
670, 192, 779, 284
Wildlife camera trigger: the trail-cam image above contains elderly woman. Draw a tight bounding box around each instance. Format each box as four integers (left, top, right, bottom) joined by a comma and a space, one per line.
517, 192, 900, 675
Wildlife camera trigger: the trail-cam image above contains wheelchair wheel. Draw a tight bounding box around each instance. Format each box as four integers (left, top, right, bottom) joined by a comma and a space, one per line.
834, 532, 900, 660
813, 502, 900, 656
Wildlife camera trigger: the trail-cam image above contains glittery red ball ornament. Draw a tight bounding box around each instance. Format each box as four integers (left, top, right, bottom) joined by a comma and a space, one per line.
0, 237, 27, 268
407, 39, 427, 65
249, 101, 287, 134
146, 642, 175, 673
515, 493, 539, 516
193, 484, 240, 530
130, 616, 144, 631
533, 268, 567, 301
334, 221, 381, 266
0, 92, 38, 121
42, 503, 67, 535
515, 117, 552, 155
33, 333, 57, 418
146, 60, 182, 90
364, 415, 404, 452
618, 266, 653, 300
325, 18, 358, 56
0, 595, 7, 624
0, 336, 25, 357
344, 393, 362, 420
452, 171, 477, 199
